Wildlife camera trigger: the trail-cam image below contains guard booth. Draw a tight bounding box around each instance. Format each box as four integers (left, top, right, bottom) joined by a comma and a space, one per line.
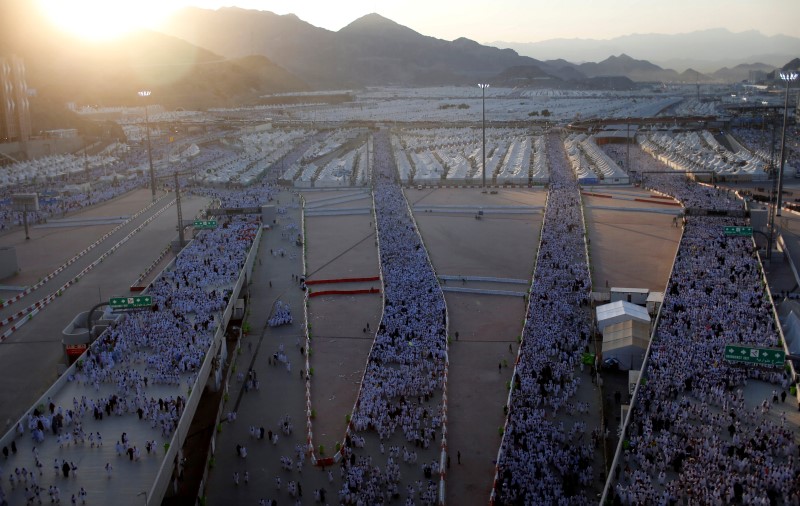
62, 307, 124, 364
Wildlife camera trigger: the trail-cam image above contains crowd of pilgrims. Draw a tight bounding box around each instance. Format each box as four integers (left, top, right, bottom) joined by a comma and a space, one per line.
337, 130, 448, 505
0, 175, 148, 232
602, 143, 799, 504
731, 124, 799, 177
0, 194, 261, 504
493, 133, 596, 505
268, 300, 293, 327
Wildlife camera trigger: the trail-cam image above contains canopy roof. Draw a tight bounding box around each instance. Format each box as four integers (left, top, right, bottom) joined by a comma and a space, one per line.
596, 300, 651, 333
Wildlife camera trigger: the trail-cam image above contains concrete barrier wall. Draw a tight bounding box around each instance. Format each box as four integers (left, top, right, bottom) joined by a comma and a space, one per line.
148, 224, 262, 504
490, 189, 549, 501
598, 223, 682, 503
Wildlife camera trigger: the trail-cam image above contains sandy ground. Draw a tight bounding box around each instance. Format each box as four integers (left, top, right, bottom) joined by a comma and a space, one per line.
410, 187, 544, 504
584, 203, 682, 291
302, 193, 383, 459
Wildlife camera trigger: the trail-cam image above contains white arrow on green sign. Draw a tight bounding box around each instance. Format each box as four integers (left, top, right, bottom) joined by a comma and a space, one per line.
723, 226, 752, 237
193, 220, 217, 229
724, 344, 784, 366
109, 296, 152, 309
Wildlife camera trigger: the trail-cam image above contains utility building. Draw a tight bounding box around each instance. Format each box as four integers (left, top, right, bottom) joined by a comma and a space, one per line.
0, 55, 32, 143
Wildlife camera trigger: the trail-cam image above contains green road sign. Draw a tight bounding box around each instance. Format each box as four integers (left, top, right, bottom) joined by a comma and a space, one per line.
110, 296, 152, 310
193, 220, 217, 229
723, 226, 752, 237
724, 344, 785, 366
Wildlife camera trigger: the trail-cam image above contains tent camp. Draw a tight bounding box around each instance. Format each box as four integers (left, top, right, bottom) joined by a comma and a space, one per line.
602, 319, 651, 371
596, 300, 651, 334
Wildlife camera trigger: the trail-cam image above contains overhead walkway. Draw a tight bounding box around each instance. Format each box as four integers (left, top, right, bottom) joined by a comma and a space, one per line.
0, 219, 263, 505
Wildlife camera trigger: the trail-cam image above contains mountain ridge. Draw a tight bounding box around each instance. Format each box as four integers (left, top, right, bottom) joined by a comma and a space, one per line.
0, 3, 309, 110
158, 8, 795, 86
489, 28, 800, 72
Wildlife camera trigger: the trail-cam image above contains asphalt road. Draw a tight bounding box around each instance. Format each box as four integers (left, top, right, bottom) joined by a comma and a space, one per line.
0, 190, 210, 427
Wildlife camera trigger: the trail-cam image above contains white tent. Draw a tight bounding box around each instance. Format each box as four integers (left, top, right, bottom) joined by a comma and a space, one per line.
602, 319, 651, 371
780, 301, 800, 355
596, 300, 651, 334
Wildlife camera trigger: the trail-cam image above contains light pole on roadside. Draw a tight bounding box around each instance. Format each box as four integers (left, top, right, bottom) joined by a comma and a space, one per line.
138, 90, 157, 202
479, 83, 490, 189
776, 71, 798, 217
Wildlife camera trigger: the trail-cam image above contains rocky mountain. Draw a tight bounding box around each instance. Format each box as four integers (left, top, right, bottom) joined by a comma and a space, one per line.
576, 54, 681, 82
781, 58, 800, 72
160, 8, 561, 88
491, 29, 800, 73
711, 63, 776, 83
161, 8, 757, 87
0, 2, 307, 110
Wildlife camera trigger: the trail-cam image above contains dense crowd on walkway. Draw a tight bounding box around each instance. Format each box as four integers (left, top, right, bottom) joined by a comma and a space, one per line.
0, 208, 260, 504
732, 124, 799, 175
493, 132, 596, 505
337, 129, 448, 505
603, 143, 800, 504
0, 175, 148, 232
268, 300, 293, 327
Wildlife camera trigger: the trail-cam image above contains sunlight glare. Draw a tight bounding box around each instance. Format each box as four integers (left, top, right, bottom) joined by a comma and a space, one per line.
36, 0, 177, 41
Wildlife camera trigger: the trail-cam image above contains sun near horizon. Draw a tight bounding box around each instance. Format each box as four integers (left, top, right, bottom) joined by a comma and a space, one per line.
35, 0, 180, 41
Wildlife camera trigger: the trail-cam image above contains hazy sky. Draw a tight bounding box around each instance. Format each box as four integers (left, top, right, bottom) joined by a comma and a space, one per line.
35, 0, 800, 43
175, 0, 800, 42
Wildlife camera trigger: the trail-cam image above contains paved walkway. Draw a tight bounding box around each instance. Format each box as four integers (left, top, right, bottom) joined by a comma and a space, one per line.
205, 191, 333, 505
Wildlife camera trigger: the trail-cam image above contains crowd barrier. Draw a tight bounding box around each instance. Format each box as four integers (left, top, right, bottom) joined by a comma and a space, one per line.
305, 276, 380, 285
308, 288, 380, 298
0, 198, 177, 343
300, 195, 315, 464
337, 191, 383, 466
490, 188, 550, 504
633, 197, 682, 206
131, 245, 171, 289
149, 223, 262, 504
0, 193, 170, 312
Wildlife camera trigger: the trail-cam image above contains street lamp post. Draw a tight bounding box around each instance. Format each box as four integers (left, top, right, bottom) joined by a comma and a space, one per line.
478, 84, 490, 189
776, 71, 798, 217
138, 90, 157, 202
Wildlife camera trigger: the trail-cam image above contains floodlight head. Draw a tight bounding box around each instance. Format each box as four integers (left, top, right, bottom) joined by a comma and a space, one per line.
478, 83, 490, 89
138, 90, 152, 98
779, 72, 798, 82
